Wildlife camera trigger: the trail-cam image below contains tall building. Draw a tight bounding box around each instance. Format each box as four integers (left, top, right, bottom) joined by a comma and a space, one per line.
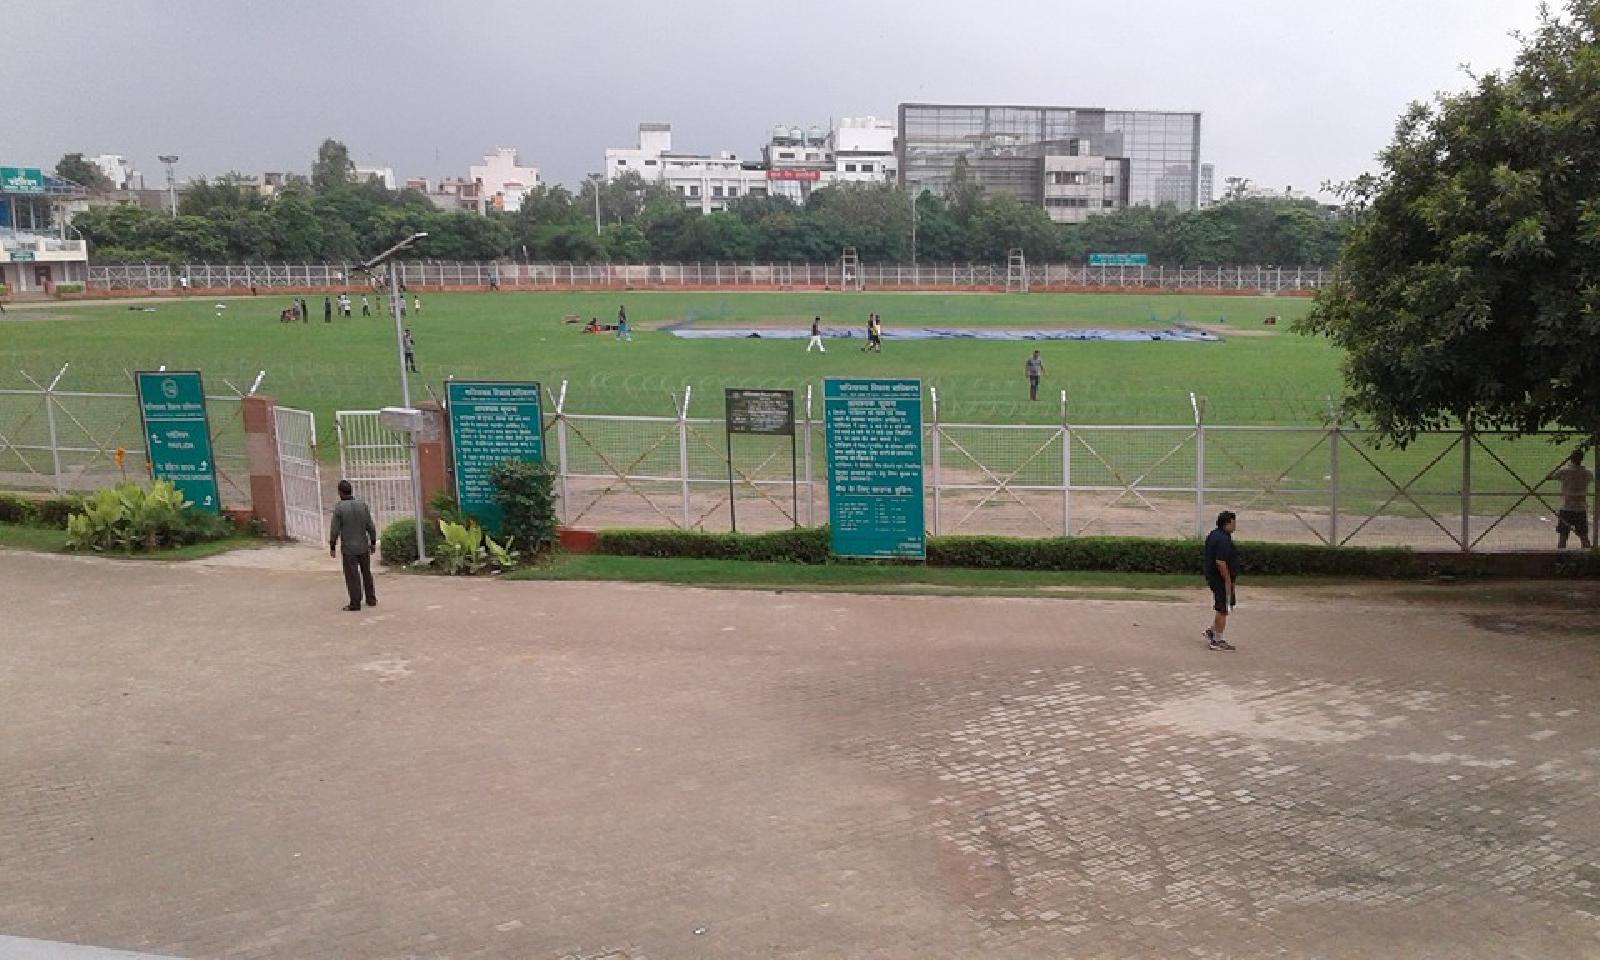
1199, 163, 1215, 208
897, 103, 1202, 223
605, 123, 769, 213
354, 165, 396, 190
89, 154, 140, 191
468, 148, 541, 212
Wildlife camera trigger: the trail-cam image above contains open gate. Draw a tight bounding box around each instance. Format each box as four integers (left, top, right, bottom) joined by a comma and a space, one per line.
335, 410, 414, 532
273, 406, 323, 544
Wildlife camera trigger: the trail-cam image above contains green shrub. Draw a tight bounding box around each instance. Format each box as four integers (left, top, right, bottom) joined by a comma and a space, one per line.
428, 489, 467, 525
63, 480, 230, 553
380, 516, 442, 565
489, 459, 558, 555
431, 518, 518, 575
35, 495, 85, 529
927, 535, 1418, 577
597, 526, 831, 564
0, 493, 39, 525
54, 283, 85, 294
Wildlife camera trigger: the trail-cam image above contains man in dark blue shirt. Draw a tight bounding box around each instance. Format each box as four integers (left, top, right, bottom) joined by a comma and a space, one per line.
1202, 510, 1240, 651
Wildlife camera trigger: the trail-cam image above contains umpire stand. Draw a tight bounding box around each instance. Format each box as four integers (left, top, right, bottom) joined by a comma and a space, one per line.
839, 247, 864, 291
1006, 248, 1029, 293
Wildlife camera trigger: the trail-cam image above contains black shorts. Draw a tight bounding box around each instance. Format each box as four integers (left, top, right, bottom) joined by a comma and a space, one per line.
1557, 510, 1588, 534
1208, 580, 1230, 613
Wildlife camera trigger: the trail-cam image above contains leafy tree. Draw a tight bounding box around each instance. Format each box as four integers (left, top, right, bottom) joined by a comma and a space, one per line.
55, 153, 112, 192
179, 176, 265, 216
310, 138, 355, 192
267, 184, 324, 258
1301, 0, 1600, 441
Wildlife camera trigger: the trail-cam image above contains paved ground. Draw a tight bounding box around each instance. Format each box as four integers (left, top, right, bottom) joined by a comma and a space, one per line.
3, 548, 1600, 959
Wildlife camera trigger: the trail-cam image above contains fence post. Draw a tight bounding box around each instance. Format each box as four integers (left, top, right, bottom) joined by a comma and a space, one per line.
1592, 437, 1599, 548
1329, 417, 1340, 545
1061, 389, 1071, 536
929, 386, 941, 536
31, 364, 70, 494
677, 385, 692, 529
241, 393, 286, 537
804, 383, 815, 527
554, 380, 570, 524
1191, 392, 1206, 537
1460, 413, 1472, 552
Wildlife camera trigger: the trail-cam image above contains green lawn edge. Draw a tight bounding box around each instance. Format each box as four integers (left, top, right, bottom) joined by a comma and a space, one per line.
0, 524, 262, 560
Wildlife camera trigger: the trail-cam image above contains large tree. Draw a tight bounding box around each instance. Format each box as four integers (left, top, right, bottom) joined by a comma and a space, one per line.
55, 153, 112, 192
1301, 1, 1600, 442
310, 139, 355, 192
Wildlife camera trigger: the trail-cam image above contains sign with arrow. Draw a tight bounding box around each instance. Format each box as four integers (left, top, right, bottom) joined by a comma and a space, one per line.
135, 371, 221, 513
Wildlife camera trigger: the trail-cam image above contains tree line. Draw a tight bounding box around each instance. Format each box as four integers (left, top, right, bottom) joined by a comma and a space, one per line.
69, 139, 1347, 266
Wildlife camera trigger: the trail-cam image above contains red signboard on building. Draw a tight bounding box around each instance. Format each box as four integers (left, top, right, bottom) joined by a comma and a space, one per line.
767, 168, 822, 181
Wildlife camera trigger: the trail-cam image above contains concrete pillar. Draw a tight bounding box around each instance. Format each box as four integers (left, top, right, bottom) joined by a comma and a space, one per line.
416, 400, 451, 512
241, 394, 285, 537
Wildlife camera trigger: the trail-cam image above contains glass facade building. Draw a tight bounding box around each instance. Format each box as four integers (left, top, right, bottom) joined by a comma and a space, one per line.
897, 103, 1202, 217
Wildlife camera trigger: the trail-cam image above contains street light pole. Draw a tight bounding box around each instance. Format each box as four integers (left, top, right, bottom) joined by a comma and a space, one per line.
358, 232, 430, 562
158, 155, 179, 216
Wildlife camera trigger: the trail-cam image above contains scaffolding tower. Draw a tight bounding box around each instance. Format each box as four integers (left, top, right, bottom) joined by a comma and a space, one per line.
839, 247, 864, 291
1006, 248, 1029, 293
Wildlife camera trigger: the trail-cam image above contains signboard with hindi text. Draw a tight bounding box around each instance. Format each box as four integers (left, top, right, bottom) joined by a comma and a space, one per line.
1089, 252, 1149, 266
0, 167, 46, 194
446, 380, 544, 535
725, 388, 794, 435
823, 378, 925, 559
135, 371, 221, 513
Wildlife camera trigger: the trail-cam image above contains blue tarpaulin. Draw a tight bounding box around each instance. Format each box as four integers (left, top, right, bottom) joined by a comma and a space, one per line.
669, 326, 1220, 342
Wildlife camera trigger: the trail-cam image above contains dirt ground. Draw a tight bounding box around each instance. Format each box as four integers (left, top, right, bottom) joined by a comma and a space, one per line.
3, 546, 1600, 959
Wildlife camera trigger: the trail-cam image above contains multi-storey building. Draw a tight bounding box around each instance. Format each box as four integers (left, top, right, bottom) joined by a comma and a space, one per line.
897, 102, 1202, 224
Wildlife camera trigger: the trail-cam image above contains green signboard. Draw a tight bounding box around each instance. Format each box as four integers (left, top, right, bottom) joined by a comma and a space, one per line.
824, 378, 925, 559
446, 380, 544, 534
1089, 253, 1149, 266
136, 371, 221, 513
0, 167, 46, 194
9, 250, 34, 262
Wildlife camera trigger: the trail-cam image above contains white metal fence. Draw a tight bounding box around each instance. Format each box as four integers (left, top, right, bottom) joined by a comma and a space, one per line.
334, 410, 413, 532
541, 383, 1598, 552
273, 406, 322, 544
86, 261, 1331, 295
0, 366, 255, 509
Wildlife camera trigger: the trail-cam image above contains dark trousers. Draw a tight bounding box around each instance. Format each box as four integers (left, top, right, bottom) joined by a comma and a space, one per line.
1557, 510, 1591, 549
341, 550, 376, 607
1028, 375, 1040, 401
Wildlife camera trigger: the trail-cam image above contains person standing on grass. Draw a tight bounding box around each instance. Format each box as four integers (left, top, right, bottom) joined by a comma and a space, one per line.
323, 296, 333, 323
1025, 350, 1044, 401
1202, 510, 1240, 651
403, 328, 418, 372
413, 294, 422, 315
807, 316, 826, 353
298, 298, 309, 324
614, 313, 632, 342
1549, 449, 1594, 550
328, 479, 378, 612
361, 294, 371, 317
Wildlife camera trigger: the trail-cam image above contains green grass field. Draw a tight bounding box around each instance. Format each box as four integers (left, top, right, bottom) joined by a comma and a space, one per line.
2, 290, 1334, 427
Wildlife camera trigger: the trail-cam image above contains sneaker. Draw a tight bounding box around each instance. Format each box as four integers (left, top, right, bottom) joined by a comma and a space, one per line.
1202, 627, 1215, 642
1208, 637, 1236, 652
342, 604, 361, 612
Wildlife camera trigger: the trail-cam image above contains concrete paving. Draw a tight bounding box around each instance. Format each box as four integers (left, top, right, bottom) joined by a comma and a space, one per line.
2, 548, 1599, 958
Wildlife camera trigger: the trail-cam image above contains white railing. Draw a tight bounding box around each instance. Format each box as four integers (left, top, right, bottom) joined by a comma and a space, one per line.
87, 261, 1332, 295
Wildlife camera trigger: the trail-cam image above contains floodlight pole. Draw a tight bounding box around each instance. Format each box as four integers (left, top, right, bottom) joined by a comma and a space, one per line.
158, 155, 179, 216
360, 232, 430, 563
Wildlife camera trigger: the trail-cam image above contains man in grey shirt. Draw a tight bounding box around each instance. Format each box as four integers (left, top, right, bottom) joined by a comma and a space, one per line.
1025, 350, 1044, 401
329, 479, 378, 611
1549, 449, 1593, 550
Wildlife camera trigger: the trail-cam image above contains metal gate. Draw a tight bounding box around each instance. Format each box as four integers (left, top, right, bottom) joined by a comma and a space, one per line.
273, 406, 323, 544
335, 410, 413, 531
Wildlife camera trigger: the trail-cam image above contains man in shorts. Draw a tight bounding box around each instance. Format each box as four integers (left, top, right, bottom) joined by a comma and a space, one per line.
1202, 510, 1240, 651
1550, 449, 1593, 550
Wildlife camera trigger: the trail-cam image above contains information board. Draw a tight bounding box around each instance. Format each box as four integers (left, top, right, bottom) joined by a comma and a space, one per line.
135, 371, 220, 513
824, 378, 925, 559
446, 380, 544, 535
725, 388, 794, 435
1089, 252, 1149, 266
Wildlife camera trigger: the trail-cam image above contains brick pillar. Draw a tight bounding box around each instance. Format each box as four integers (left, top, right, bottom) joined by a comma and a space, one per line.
241, 394, 286, 537
416, 400, 450, 512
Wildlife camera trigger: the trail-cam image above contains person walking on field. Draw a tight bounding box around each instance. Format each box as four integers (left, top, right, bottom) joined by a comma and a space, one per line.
1025, 350, 1045, 401
1549, 449, 1593, 549
361, 294, 371, 317
328, 479, 378, 612
413, 294, 422, 315
1202, 510, 1240, 651
403, 328, 418, 373
807, 316, 826, 352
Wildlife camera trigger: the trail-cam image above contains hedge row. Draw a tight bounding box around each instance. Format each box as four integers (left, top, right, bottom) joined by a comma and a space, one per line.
0, 492, 87, 529
591, 526, 1600, 579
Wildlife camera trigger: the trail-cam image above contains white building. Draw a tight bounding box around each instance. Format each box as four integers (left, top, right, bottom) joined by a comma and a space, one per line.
1199, 163, 1215, 208
89, 154, 139, 191
1041, 143, 1126, 224
354, 165, 396, 190
468, 148, 541, 212
606, 124, 767, 213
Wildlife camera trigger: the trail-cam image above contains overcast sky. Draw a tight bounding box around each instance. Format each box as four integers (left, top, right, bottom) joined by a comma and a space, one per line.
9, 0, 1543, 195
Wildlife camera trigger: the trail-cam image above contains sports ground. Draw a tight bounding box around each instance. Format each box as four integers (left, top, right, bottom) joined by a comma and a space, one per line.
1, 290, 1332, 427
